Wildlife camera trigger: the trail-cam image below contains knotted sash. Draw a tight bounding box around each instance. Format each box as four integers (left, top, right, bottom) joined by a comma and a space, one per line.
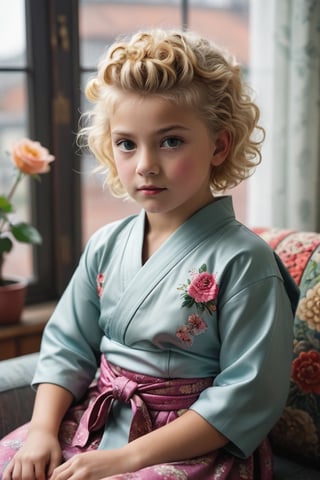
72, 355, 213, 447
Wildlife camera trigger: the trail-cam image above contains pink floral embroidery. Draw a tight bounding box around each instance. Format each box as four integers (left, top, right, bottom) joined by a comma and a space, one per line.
176, 264, 218, 346
178, 264, 218, 315
188, 313, 208, 334
176, 315, 208, 346
96, 273, 105, 297
188, 271, 219, 304
176, 325, 194, 346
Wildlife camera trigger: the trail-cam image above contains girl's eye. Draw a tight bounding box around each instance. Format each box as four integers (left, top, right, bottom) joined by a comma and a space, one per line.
162, 137, 183, 149
116, 139, 136, 152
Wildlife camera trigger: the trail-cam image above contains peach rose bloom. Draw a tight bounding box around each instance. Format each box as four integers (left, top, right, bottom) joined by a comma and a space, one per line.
11, 138, 55, 175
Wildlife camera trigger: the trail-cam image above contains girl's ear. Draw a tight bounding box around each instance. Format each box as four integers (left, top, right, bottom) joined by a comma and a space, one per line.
211, 130, 231, 166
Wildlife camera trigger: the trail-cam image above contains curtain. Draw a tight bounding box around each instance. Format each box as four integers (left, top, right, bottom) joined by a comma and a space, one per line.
248, 0, 320, 231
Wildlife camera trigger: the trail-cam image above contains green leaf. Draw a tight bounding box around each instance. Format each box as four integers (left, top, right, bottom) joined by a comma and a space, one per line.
197, 303, 206, 312
11, 223, 42, 244
0, 195, 13, 213
199, 264, 207, 272
182, 297, 195, 308
0, 236, 13, 254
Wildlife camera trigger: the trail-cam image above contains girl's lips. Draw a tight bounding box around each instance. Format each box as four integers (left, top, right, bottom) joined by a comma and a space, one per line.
137, 186, 166, 196
138, 186, 166, 196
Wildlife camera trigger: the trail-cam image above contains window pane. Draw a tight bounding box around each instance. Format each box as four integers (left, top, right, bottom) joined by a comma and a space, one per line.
0, 73, 32, 281
80, 0, 182, 69
0, 0, 26, 67
189, 0, 249, 67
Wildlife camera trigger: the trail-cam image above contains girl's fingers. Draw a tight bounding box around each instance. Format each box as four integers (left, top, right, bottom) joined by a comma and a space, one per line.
33, 460, 47, 480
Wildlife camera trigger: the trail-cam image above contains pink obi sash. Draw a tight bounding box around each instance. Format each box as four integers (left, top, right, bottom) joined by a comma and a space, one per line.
72, 355, 213, 447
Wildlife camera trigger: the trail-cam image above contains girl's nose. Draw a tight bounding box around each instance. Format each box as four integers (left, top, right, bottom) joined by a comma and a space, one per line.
136, 148, 160, 176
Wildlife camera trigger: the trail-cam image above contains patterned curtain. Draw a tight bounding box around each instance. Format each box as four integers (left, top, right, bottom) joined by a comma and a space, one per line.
248, 0, 320, 231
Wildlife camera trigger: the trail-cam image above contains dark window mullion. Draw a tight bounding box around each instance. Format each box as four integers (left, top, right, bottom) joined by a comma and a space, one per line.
25, 0, 56, 302
24, 0, 81, 303
49, 0, 82, 295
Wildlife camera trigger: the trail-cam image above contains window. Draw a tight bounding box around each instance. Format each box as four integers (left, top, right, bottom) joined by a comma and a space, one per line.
0, 1, 29, 279
1, 0, 81, 302
0, 0, 58, 302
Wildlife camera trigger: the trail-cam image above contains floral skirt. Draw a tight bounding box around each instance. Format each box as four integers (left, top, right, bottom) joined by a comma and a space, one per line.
0, 361, 273, 479
0, 423, 272, 480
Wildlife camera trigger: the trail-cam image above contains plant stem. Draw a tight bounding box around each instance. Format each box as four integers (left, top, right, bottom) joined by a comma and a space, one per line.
0, 254, 3, 283
7, 170, 24, 202
0, 171, 24, 234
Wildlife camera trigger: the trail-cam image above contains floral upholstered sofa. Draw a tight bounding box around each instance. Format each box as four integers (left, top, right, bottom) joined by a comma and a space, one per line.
1, 227, 320, 479
251, 227, 320, 479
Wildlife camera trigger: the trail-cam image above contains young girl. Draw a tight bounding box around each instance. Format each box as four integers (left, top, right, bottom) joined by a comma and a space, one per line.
0, 29, 298, 480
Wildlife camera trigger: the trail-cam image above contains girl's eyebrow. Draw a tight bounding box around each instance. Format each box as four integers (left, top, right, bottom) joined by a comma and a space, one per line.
111, 125, 191, 136
157, 125, 191, 134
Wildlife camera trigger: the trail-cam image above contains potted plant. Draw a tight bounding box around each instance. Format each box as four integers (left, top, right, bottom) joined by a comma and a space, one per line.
0, 138, 55, 324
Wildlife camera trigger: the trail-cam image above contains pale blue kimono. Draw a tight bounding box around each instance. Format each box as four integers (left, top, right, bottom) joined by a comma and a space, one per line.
33, 196, 298, 459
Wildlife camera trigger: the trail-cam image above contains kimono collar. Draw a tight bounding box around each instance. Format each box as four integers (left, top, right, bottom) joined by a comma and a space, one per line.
110, 196, 236, 341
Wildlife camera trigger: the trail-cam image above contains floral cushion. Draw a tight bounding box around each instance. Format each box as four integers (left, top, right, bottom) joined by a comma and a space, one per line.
253, 228, 320, 467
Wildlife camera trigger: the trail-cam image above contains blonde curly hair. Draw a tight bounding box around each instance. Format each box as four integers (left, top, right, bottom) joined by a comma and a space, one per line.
78, 28, 264, 197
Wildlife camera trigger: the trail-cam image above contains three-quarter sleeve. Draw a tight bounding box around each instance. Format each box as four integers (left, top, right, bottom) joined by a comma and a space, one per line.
32, 230, 106, 399
191, 266, 295, 458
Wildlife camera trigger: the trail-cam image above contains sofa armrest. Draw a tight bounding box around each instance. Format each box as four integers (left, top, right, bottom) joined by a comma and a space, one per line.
0, 353, 39, 439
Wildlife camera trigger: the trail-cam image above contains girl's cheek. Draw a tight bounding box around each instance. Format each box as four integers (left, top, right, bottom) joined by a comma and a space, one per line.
169, 158, 193, 177
114, 157, 130, 174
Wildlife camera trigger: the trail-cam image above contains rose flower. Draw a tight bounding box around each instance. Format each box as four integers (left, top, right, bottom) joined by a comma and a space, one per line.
188, 272, 219, 303
12, 138, 54, 175
292, 350, 320, 394
0, 138, 55, 283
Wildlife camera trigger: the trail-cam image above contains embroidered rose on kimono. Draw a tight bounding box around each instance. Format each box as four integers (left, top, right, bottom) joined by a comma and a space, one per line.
188, 271, 218, 305
176, 264, 218, 346
179, 264, 218, 314
96, 273, 105, 297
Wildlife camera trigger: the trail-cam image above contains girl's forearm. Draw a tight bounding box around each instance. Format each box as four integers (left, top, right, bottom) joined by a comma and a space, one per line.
122, 409, 228, 471
29, 383, 74, 435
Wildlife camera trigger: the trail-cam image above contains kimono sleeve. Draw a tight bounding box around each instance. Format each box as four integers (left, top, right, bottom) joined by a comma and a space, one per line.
190, 261, 296, 458
32, 230, 105, 400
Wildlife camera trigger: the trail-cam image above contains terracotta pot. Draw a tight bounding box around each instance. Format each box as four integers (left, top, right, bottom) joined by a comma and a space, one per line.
0, 276, 28, 325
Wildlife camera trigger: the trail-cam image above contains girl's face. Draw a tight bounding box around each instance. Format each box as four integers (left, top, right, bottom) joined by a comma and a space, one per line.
110, 92, 228, 226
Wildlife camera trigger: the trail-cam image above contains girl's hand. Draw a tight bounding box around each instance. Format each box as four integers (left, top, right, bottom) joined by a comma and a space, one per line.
50, 410, 227, 480
49, 449, 135, 480
2, 428, 62, 480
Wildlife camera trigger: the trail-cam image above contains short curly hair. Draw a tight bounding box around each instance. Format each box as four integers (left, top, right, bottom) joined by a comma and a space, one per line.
78, 28, 264, 197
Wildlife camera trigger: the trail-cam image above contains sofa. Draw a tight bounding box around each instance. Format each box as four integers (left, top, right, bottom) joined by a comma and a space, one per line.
1, 227, 320, 479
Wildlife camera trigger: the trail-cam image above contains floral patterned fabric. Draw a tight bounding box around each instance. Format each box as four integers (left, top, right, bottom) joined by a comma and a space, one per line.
71, 356, 214, 448
253, 228, 320, 467
0, 424, 273, 480
0, 359, 273, 480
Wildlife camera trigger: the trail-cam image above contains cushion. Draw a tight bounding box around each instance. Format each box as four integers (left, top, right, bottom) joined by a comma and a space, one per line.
0, 353, 38, 439
273, 455, 320, 479
254, 228, 320, 468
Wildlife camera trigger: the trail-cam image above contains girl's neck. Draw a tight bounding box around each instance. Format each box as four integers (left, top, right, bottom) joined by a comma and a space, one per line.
141, 196, 216, 263
142, 214, 180, 264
